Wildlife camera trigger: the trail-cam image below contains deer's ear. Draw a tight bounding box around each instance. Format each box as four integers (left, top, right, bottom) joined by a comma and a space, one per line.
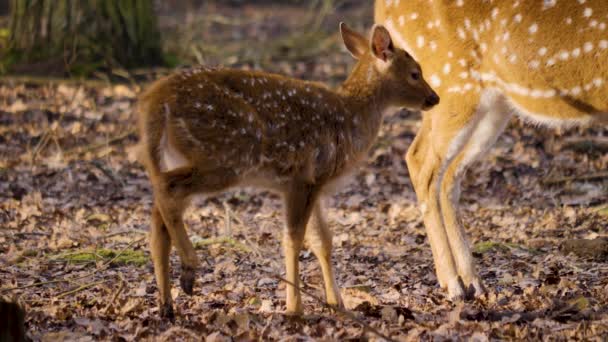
370, 24, 395, 62
340, 22, 368, 59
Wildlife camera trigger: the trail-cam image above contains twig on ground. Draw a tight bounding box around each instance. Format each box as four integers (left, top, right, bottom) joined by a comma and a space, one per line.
561, 136, 608, 153
194, 236, 252, 253
223, 201, 233, 236
542, 171, 608, 185
55, 280, 108, 299
91, 160, 125, 186
103, 273, 125, 314
63, 129, 136, 158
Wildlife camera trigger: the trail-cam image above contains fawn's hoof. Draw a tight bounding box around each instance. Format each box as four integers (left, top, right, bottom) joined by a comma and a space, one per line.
159, 302, 175, 320
180, 266, 196, 295
465, 278, 486, 300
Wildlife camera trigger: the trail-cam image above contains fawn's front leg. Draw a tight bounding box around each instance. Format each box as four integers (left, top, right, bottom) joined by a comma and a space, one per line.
283, 181, 319, 314
306, 201, 343, 308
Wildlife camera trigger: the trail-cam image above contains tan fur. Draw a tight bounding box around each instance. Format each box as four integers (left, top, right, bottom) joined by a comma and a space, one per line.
137, 23, 439, 317
375, 1, 608, 300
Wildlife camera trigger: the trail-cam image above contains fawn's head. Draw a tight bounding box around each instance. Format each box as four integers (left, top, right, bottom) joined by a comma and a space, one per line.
340, 23, 439, 111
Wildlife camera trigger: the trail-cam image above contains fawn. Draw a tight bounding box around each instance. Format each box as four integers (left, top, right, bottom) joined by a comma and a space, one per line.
136, 23, 439, 317
376, 1, 608, 300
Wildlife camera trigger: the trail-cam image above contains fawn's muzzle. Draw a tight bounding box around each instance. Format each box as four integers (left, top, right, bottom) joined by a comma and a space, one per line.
424, 93, 440, 108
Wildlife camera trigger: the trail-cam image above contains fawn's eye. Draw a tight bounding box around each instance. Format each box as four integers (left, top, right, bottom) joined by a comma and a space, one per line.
411, 71, 421, 81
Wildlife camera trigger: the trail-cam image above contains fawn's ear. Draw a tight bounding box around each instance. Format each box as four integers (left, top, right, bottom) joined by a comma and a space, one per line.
340, 22, 368, 59
370, 24, 394, 62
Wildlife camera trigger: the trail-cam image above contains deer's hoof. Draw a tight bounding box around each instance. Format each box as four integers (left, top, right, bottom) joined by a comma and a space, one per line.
160, 302, 175, 320
446, 277, 466, 302
180, 266, 196, 295
465, 277, 486, 300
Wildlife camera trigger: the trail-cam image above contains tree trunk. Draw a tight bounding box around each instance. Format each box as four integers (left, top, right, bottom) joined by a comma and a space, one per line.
7, 0, 163, 75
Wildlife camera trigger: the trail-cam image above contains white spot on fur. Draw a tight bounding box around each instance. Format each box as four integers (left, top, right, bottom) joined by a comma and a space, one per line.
529, 60, 540, 69
417, 35, 425, 48
583, 8, 593, 18
593, 78, 604, 87
443, 63, 452, 74
543, 0, 556, 9
529, 23, 538, 34
430, 74, 442, 87
584, 42, 594, 53
514, 14, 522, 23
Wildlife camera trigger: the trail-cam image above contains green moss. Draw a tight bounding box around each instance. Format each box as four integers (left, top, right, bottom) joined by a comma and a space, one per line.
473, 241, 534, 254
55, 248, 147, 266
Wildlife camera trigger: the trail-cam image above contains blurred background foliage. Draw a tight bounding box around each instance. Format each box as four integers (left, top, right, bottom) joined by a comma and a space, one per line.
0, 0, 372, 80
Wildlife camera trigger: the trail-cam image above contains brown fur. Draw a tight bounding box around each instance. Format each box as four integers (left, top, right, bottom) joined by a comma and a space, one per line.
375, 1, 608, 300
137, 23, 439, 317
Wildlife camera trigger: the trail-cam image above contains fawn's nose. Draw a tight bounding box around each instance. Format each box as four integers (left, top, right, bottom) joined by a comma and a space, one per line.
424, 93, 440, 107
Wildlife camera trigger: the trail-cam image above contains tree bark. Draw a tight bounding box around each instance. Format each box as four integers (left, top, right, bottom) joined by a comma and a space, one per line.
7, 0, 163, 75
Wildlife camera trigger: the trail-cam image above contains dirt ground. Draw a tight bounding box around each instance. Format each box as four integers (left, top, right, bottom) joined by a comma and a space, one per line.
1, 2, 607, 341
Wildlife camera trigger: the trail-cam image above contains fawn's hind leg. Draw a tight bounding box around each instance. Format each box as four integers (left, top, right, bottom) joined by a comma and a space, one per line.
306, 201, 343, 308
155, 167, 200, 296
150, 204, 174, 318
283, 181, 319, 314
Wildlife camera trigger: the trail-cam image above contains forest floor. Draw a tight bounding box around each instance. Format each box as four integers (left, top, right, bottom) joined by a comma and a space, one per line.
1, 2, 607, 341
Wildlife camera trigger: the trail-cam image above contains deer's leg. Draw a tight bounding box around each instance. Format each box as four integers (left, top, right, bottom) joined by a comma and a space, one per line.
440, 105, 512, 298
305, 200, 343, 308
406, 115, 462, 299
283, 181, 319, 314
155, 167, 200, 296
150, 203, 173, 318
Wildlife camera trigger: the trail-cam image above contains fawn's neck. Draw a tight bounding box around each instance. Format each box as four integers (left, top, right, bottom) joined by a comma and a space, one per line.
337, 58, 389, 146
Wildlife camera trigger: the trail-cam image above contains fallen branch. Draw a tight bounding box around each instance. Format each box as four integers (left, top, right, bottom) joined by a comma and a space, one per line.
194, 236, 252, 253
542, 171, 608, 185
103, 273, 125, 314
561, 136, 608, 153
55, 280, 108, 299
63, 129, 136, 158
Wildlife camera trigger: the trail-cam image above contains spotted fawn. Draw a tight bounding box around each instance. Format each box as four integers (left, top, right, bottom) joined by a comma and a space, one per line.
376, 0, 608, 300
136, 22, 439, 317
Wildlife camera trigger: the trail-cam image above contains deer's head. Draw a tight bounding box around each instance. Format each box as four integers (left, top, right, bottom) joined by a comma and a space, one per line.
340, 23, 439, 111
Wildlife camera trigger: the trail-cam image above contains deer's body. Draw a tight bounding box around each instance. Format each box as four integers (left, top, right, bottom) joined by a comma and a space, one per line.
139, 68, 383, 193
137, 23, 438, 317
375, 1, 608, 300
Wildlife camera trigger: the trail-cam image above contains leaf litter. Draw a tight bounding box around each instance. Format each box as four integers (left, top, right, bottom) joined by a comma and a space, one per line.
1, 2, 607, 341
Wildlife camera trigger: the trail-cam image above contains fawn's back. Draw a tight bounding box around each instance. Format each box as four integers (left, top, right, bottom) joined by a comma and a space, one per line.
138, 68, 376, 191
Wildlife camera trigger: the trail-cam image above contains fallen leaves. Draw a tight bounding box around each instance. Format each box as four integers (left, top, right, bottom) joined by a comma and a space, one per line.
1, 2, 607, 340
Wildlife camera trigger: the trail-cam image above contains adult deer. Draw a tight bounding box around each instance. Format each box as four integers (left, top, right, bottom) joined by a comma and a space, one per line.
136, 23, 439, 317
375, 1, 608, 300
